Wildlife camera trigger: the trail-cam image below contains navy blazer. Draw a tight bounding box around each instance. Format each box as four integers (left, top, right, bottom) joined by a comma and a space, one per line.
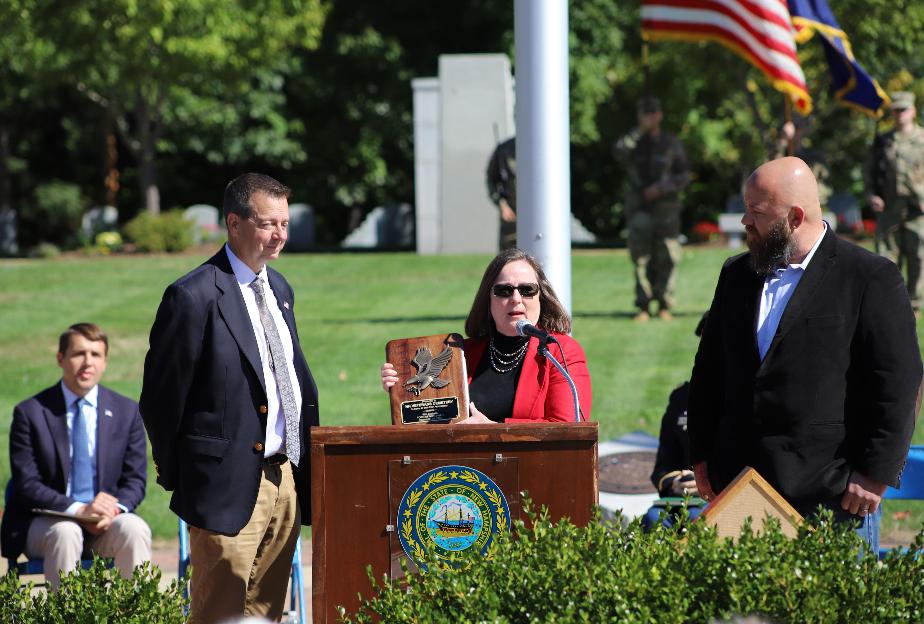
139, 248, 319, 535
688, 229, 922, 512
1, 384, 147, 559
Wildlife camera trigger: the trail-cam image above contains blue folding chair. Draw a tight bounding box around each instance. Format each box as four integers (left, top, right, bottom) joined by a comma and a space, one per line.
7, 553, 101, 579
878, 444, 924, 559
178, 518, 308, 623
4, 481, 111, 584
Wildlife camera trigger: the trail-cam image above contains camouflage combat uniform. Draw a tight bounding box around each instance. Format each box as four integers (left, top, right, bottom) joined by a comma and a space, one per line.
486, 137, 517, 250
613, 128, 690, 313
870, 124, 924, 310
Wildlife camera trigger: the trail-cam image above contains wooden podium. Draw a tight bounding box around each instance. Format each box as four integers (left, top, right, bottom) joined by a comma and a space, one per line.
310, 422, 599, 622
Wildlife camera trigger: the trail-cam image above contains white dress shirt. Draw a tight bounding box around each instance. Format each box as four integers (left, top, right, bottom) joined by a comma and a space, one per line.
225, 244, 303, 457
756, 223, 827, 360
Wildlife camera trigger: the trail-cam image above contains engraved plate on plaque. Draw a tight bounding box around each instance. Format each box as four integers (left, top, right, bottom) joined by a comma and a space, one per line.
400, 396, 460, 425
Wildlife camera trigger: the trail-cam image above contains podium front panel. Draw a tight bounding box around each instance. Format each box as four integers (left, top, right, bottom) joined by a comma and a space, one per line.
387, 456, 520, 577
311, 422, 598, 622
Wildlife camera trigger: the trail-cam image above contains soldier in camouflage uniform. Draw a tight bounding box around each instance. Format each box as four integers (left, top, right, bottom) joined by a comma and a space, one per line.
613, 96, 691, 321
486, 137, 517, 250
869, 91, 924, 314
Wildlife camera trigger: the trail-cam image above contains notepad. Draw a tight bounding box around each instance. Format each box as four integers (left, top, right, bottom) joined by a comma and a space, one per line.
32, 508, 103, 523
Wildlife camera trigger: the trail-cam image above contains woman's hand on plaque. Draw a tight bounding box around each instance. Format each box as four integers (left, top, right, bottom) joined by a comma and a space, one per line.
460, 402, 493, 425
381, 362, 399, 391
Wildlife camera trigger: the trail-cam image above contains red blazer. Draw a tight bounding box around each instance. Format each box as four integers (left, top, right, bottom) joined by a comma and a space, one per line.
465, 333, 592, 423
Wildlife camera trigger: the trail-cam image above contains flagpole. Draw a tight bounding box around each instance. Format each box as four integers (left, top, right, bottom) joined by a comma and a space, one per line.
514, 0, 572, 313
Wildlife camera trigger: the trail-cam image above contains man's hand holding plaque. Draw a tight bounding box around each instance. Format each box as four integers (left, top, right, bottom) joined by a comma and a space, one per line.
384, 333, 469, 425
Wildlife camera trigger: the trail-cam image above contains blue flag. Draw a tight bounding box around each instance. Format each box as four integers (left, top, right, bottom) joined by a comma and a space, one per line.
788, 0, 889, 116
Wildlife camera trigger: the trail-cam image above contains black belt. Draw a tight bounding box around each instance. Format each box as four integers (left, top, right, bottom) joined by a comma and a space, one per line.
264, 453, 288, 465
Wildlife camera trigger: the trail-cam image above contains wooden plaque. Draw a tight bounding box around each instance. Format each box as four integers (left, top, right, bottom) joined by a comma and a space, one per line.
698, 467, 803, 540
386, 333, 469, 425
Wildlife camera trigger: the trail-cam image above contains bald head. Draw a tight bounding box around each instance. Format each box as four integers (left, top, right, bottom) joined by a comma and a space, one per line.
747, 157, 822, 222
743, 157, 825, 265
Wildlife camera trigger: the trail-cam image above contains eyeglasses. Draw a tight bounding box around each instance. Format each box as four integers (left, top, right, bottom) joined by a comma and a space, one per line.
492, 283, 540, 298
248, 216, 289, 233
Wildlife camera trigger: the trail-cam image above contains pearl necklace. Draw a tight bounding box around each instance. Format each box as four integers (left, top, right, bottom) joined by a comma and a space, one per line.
489, 336, 529, 373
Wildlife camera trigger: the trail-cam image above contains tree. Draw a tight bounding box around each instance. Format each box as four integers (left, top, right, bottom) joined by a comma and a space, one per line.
278, 0, 513, 242
575, 0, 924, 238
0, 0, 50, 215
5, 1, 923, 242
24, 0, 327, 214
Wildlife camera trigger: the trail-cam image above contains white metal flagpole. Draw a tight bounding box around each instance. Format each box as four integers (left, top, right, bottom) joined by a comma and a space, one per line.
514, 0, 572, 314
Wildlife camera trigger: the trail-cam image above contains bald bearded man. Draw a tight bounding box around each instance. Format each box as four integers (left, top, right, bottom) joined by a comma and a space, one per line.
688, 157, 922, 550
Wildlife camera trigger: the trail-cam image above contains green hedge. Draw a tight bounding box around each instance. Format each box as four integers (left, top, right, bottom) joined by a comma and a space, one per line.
343, 505, 924, 623
0, 558, 188, 623
19, 180, 87, 251
123, 211, 194, 253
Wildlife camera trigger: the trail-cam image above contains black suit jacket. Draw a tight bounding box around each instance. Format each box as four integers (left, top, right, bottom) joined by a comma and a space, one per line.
139, 247, 319, 534
651, 382, 692, 496
688, 229, 921, 511
1, 384, 147, 558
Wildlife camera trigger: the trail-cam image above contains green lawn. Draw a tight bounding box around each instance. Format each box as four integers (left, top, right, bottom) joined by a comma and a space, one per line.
1, 245, 921, 541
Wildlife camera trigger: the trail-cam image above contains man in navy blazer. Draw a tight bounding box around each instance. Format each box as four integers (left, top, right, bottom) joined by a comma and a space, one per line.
1, 323, 150, 589
689, 158, 922, 551
140, 173, 319, 623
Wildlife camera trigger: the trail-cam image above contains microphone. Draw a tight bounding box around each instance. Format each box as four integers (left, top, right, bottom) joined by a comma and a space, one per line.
515, 320, 551, 341
514, 320, 582, 422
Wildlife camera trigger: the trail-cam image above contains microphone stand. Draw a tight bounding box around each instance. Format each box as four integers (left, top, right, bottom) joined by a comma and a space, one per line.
537, 337, 582, 423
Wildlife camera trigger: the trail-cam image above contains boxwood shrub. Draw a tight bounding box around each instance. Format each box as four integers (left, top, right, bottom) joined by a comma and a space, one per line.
0, 557, 188, 623
343, 504, 923, 623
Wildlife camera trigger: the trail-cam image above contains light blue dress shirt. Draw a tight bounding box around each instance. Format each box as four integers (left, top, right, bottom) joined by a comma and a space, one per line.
59, 382, 131, 514
61, 382, 99, 514
756, 224, 827, 360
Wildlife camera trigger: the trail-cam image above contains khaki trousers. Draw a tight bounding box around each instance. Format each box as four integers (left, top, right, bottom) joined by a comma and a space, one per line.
25, 512, 152, 590
188, 461, 300, 624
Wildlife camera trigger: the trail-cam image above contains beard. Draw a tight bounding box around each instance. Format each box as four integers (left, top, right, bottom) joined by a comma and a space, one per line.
748, 218, 795, 276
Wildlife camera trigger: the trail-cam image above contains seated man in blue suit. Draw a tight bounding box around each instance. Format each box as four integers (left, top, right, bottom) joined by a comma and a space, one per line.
1, 323, 151, 589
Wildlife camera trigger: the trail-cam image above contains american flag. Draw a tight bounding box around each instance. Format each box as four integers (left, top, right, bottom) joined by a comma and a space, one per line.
641, 0, 812, 114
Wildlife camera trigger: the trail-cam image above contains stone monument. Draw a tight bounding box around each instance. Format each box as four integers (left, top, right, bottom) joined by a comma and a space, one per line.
287, 203, 315, 252
412, 54, 514, 254
81, 206, 118, 240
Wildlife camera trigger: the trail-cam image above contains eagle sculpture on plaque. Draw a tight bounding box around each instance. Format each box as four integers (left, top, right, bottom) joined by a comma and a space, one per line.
404, 346, 453, 395
386, 333, 469, 425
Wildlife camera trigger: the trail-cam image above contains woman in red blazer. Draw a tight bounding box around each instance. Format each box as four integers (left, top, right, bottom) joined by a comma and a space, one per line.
382, 249, 592, 423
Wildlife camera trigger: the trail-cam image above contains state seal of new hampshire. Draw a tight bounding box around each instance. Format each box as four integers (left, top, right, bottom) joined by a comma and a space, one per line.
397, 465, 511, 570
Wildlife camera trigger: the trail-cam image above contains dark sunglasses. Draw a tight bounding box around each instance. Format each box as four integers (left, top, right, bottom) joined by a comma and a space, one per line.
492, 283, 540, 298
